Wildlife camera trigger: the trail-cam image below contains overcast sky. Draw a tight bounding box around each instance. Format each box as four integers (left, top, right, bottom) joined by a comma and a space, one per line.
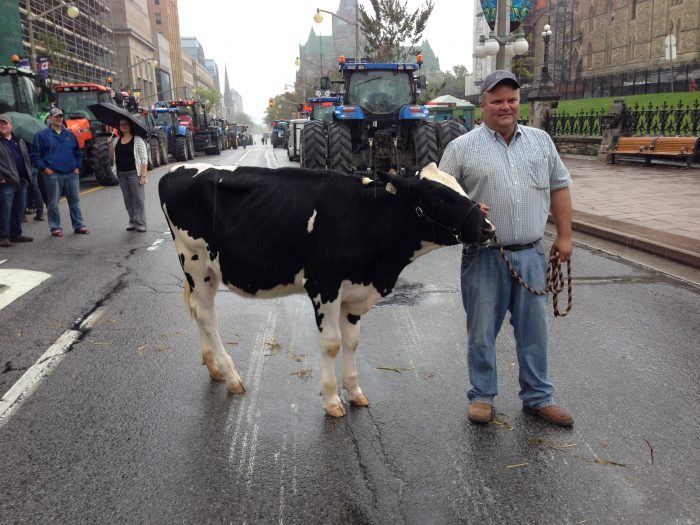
177, 0, 475, 124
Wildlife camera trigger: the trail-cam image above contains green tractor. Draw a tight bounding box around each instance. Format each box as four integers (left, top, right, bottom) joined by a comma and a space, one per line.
0, 63, 46, 144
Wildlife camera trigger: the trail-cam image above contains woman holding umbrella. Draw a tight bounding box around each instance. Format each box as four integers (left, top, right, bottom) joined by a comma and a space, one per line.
109, 118, 149, 232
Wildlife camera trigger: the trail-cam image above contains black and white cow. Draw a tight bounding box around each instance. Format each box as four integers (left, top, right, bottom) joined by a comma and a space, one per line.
159, 162, 495, 417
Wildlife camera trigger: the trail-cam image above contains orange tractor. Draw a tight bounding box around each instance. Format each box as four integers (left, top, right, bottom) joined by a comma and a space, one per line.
54, 83, 118, 185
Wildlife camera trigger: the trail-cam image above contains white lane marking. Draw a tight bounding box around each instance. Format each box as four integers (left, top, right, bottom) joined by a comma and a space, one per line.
0, 306, 106, 428
147, 238, 166, 251
0, 269, 51, 312
236, 150, 250, 165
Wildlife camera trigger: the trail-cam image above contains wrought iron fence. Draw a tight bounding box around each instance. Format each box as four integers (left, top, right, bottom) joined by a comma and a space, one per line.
622, 100, 700, 136
544, 108, 606, 136
544, 99, 700, 137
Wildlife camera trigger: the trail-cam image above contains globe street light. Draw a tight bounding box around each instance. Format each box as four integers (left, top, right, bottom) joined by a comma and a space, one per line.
541, 23, 553, 82
26, 0, 81, 74
473, 0, 529, 70
314, 6, 359, 59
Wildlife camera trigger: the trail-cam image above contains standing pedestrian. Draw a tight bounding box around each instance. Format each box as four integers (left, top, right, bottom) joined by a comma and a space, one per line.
0, 114, 34, 246
31, 107, 89, 237
109, 118, 149, 232
439, 70, 574, 427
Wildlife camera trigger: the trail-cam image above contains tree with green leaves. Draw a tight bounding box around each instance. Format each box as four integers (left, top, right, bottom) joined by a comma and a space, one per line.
359, 0, 434, 63
193, 86, 222, 117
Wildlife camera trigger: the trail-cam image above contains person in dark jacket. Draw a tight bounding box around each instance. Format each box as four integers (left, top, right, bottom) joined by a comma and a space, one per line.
31, 107, 89, 237
0, 114, 34, 247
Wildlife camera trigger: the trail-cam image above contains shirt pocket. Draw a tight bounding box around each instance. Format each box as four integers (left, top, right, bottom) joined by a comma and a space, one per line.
526, 157, 550, 190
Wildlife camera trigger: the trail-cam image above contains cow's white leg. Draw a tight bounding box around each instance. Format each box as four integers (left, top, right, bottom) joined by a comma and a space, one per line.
184, 264, 246, 394
340, 305, 369, 407
317, 300, 345, 417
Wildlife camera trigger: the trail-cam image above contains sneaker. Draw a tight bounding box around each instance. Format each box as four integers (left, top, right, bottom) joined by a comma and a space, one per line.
34, 211, 45, 221
467, 402, 493, 424
10, 235, 33, 243
523, 404, 574, 427
136, 227, 147, 232
0, 238, 11, 247
74, 227, 90, 234
126, 226, 136, 231
24, 208, 35, 215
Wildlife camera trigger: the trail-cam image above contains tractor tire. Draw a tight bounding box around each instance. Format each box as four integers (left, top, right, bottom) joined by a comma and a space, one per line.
437, 120, 464, 161
327, 122, 352, 174
91, 139, 118, 186
302, 121, 327, 169
412, 121, 439, 169
149, 138, 160, 168
213, 137, 221, 155
175, 136, 188, 161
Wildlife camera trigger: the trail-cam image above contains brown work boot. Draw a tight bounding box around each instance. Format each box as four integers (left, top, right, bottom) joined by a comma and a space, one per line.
467, 402, 493, 424
524, 404, 574, 427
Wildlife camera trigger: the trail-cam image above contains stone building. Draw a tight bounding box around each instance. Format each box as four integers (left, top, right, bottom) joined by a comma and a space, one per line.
147, 0, 185, 101
575, 0, 699, 76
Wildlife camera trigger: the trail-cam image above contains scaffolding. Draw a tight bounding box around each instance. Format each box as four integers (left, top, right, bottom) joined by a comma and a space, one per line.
20, 0, 116, 85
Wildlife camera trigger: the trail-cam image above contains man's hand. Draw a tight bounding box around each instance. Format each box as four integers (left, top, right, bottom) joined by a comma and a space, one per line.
74, 168, 80, 174
45, 167, 53, 176
479, 203, 490, 217
550, 237, 573, 262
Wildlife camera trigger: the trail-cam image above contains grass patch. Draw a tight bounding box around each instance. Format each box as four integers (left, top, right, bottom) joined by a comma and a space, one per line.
473, 91, 700, 122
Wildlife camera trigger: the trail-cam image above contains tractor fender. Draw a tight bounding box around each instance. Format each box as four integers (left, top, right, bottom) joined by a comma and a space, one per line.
399, 105, 430, 120
333, 106, 365, 120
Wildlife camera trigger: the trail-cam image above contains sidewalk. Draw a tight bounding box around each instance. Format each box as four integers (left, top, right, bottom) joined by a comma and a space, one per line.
561, 155, 700, 268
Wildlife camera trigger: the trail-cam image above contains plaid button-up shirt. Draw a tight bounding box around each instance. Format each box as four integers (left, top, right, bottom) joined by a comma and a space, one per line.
439, 123, 571, 246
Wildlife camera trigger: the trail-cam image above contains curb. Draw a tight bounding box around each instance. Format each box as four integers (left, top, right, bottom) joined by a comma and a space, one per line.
561, 211, 700, 269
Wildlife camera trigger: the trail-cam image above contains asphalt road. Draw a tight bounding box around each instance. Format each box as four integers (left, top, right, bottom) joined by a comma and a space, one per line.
1, 144, 699, 524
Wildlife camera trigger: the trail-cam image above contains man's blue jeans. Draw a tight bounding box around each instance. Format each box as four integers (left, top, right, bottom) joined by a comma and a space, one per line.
0, 181, 28, 239
44, 171, 85, 231
460, 242, 554, 409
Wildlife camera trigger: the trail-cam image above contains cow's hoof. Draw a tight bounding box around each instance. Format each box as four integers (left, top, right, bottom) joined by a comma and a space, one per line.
227, 379, 247, 394
325, 403, 347, 418
349, 394, 370, 407
208, 369, 226, 381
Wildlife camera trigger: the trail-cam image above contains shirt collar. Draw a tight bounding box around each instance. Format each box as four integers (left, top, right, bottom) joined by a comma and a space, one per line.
481, 122, 522, 143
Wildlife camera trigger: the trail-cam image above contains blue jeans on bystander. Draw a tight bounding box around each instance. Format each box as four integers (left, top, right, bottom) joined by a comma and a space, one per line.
0, 180, 28, 239
44, 171, 85, 231
460, 242, 555, 410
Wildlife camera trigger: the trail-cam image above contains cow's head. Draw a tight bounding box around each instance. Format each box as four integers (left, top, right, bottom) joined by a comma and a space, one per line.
376, 163, 495, 247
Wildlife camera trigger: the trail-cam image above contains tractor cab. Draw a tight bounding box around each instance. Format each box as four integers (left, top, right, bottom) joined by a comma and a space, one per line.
0, 62, 45, 143
54, 83, 118, 185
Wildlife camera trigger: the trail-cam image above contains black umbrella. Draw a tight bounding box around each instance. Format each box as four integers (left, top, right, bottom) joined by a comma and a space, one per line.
87, 102, 148, 138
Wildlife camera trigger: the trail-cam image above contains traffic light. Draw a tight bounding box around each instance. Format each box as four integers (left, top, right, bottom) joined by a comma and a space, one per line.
269, 98, 275, 109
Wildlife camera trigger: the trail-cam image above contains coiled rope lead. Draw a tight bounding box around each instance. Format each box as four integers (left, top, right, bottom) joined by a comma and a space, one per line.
495, 238, 573, 317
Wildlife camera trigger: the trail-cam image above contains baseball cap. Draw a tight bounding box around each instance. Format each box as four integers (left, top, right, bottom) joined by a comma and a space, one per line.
480, 70, 521, 95
49, 107, 64, 117
0, 114, 11, 123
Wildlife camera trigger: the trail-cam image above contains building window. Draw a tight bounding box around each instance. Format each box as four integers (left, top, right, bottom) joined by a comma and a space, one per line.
155, 12, 161, 24
154, 0, 160, 4
631, 0, 637, 20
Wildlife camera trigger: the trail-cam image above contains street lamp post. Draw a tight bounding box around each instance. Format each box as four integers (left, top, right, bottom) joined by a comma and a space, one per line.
541, 24, 553, 82
26, 0, 80, 74
473, 0, 528, 70
314, 6, 359, 59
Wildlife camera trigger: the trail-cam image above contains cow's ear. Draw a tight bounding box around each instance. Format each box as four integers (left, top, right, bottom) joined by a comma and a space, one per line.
383, 172, 411, 196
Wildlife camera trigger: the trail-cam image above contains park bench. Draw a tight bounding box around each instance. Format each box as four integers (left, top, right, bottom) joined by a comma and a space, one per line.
609, 136, 654, 164
643, 136, 699, 167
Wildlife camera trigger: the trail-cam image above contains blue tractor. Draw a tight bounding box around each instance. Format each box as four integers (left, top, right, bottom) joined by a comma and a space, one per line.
305, 56, 464, 174
153, 107, 194, 162
300, 96, 341, 169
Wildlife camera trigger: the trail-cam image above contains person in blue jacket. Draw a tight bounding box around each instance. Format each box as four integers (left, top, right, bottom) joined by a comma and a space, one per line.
31, 107, 89, 236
